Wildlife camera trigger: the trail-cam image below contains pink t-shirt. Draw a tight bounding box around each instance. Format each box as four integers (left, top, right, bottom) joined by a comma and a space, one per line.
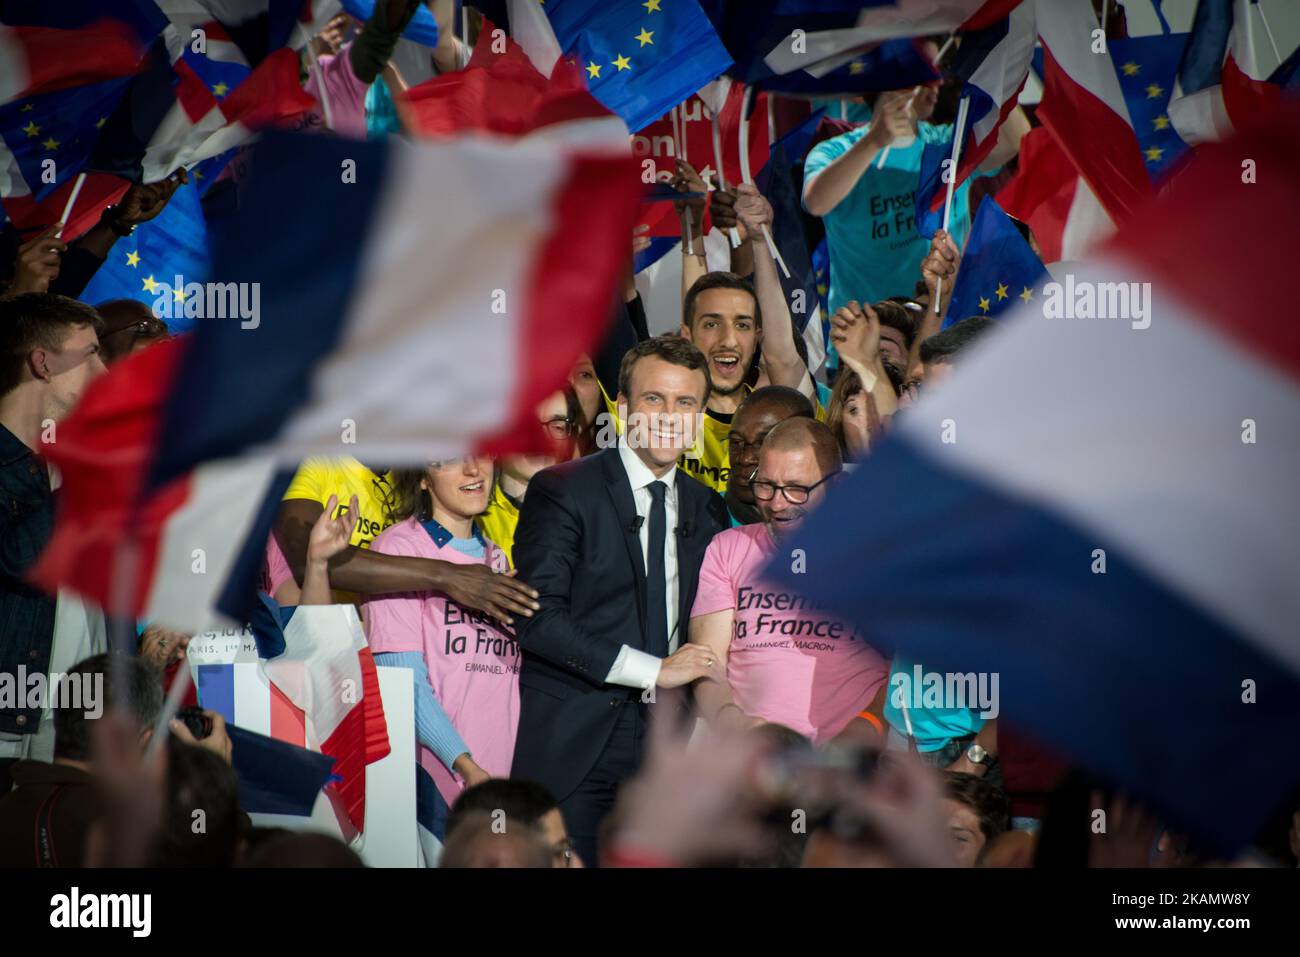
691, 524, 887, 743
362, 518, 519, 806
300, 43, 371, 140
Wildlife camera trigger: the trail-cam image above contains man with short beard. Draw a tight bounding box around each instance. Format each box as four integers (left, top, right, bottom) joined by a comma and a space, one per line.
677, 186, 808, 495
688, 418, 888, 742
723, 386, 814, 527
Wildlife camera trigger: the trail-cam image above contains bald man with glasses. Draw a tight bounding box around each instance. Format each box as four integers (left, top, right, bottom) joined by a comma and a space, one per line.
688, 418, 889, 743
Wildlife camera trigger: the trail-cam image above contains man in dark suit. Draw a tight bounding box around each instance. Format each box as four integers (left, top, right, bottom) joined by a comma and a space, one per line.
511, 336, 729, 865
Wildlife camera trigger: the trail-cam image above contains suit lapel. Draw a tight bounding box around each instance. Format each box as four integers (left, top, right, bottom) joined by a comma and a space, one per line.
673, 474, 710, 628
602, 449, 647, 634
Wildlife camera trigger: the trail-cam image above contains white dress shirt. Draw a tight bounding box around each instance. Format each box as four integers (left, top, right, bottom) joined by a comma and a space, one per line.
604, 438, 681, 690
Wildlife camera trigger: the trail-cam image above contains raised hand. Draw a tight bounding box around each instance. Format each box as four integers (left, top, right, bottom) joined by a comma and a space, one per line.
830, 300, 882, 370
5, 224, 66, 296
732, 182, 772, 237
920, 228, 960, 298
307, 493, 360, 566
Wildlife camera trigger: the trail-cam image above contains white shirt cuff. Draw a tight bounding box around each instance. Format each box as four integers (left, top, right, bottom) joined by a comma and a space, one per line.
605, 645, 662, 690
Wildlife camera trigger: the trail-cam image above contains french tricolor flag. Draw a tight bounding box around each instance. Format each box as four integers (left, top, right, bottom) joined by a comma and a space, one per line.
1168, 0, 1299, 146
1035, 0, 1154, 226
916, 0, 1036, 234
191, 605, 389, 831
35, 128, 640, 633
0, 17, 145, 101
768, 110, 1300, 854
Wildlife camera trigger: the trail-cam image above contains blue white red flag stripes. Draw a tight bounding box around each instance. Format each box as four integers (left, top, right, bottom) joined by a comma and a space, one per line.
1035, 0, 1153, 225
766, 107, 1300, 853
150, 129, 641, 484
914, 0, 1035, 229
1169, 0, 1299, 145
261, 605, 391, 833
0, 18, 145, 101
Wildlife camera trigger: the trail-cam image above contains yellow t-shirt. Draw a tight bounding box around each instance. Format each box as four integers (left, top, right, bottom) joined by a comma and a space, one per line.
477, 480, 521, 568
283, 457, 395, 548
277, 458, 396, 605
677, 388, 828, 496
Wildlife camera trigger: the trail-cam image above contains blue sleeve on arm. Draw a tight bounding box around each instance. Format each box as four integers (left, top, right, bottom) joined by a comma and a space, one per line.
372, 651, 470, 772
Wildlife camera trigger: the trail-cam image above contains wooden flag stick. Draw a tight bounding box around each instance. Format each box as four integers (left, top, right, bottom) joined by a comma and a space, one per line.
306, 42, 334, 130
933, 94, 971, 316
710, 109, 741, 247
738, 86, 790, 279
55, 172, 87, 239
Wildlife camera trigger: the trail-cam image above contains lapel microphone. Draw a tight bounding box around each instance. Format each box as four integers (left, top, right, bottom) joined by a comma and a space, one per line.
676, 520, 694, 538
627, 515, 645, 534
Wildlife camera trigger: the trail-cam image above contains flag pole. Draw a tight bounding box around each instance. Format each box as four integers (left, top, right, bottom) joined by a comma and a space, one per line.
1253, 1, 1284, 69
933, 94, 970, 316
738, 86, 790, 279
55, 172, 87, 239
766, 94, 776, 144
875, 32, 954, 170
876, 87, 919, 170
306, 42, 334, 130
710, 107, 741, 248
679, 99, 689, 164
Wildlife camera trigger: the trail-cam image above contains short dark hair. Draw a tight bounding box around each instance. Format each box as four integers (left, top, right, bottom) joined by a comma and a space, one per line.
617, 334, 711, 401
943, 771, 1009, 845
447, 779, 559, 839
153, 735, 243, 868
95, 298, 168, 364
737, 385, 814, 423
0, 293, 103, 397
878, 298, 922, 350
919, 316, 996, 366
682, 271, 759, 330
53, 653, 163, 762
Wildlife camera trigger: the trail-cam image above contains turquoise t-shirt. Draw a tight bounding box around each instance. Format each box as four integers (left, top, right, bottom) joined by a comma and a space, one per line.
804, 121, 981, 314
882, 655, 985, 752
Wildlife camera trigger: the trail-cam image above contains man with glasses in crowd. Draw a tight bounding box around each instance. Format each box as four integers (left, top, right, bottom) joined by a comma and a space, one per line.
688, 417, 889, 743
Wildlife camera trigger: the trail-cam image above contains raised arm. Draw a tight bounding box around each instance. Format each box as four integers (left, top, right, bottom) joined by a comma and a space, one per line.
802, 91, 912, 217
734, 184, 805, 390
673, 160, 709, 309
912, 229, 961, 377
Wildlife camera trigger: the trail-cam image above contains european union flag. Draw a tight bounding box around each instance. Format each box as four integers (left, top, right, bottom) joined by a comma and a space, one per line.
944, 196, 1048, 327
1109, 33, 1191, 182
0, 77, 134, 201
80, 177, 210, 333
543, 0, 732, 133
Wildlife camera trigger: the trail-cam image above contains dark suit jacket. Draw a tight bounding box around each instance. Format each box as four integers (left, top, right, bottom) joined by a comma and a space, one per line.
510, 447, 728, 801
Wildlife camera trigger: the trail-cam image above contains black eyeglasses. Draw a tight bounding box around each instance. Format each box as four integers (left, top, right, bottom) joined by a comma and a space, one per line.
748, 470, 840, 505
102, 319, 168, 341
727, 432, 770, 457
541, 416, 575, 439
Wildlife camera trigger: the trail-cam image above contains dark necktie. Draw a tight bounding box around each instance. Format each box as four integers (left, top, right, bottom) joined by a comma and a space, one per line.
645, 480, 669, 658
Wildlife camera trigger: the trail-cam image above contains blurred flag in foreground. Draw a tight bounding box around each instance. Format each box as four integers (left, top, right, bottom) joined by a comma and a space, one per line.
767, 109, 1300, 855
34, 130, 641, 633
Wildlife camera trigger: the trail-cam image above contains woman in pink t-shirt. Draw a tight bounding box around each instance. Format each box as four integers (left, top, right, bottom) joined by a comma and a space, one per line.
362, 456, 519, 808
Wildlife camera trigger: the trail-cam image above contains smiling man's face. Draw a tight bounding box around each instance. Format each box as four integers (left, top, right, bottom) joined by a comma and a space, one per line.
682, 287, 759, 400
755, 444, 830, 535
